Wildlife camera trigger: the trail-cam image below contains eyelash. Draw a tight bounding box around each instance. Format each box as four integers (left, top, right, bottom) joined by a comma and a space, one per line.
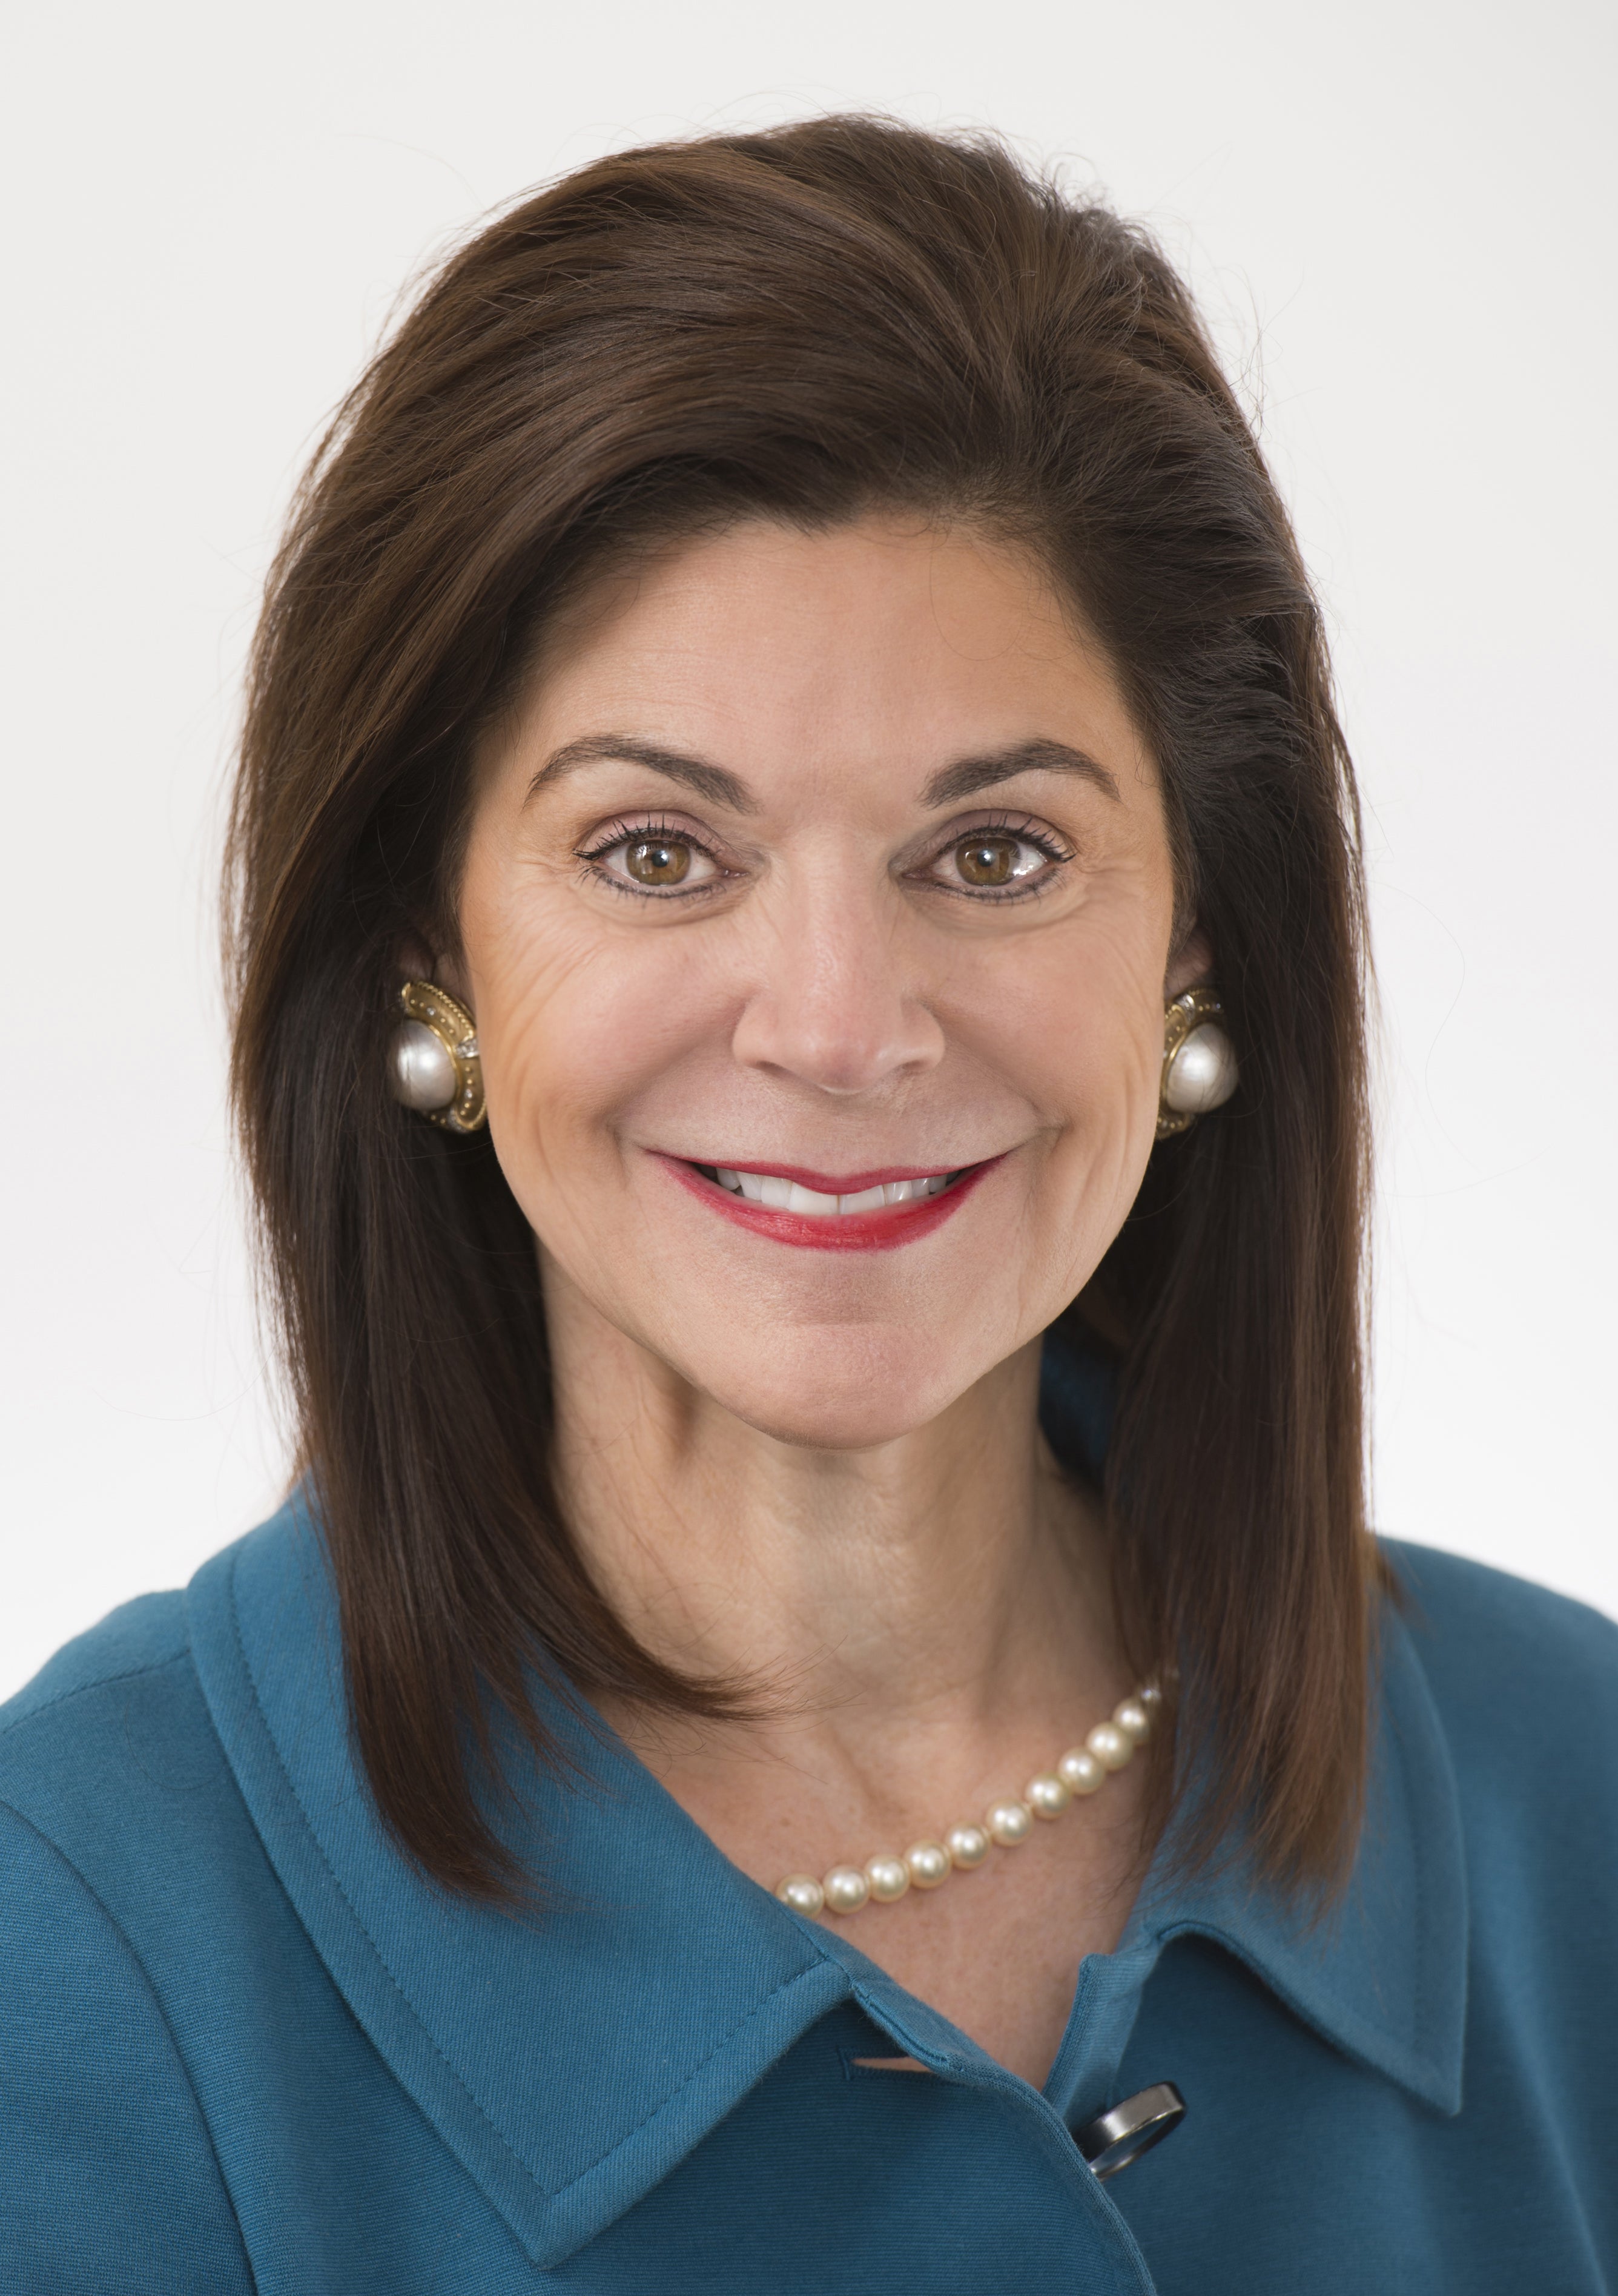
576, 817, 729, 899
575, 812, 1073, 901
926, 813, 1072, 899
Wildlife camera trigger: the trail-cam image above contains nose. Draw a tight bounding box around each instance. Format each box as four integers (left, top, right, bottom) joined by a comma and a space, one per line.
728, 868, 945, 1096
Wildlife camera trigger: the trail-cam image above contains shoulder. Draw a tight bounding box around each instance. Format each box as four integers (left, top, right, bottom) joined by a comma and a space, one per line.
0, 1586, 210, 1827
0, 1563, 262, 1928
0, 1538, 309, 1987
0, 1531, 314, 1900
1382, 1537, 1618, 1710
0, 1582, 259, 2290
1, 1583, 191, 1736
1382, 1536, 1618, 1829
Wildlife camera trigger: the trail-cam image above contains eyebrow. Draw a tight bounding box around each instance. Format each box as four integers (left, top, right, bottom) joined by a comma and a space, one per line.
526, 730, 1120, 813
920, 738, 1120, 808
527, 734, 756, 813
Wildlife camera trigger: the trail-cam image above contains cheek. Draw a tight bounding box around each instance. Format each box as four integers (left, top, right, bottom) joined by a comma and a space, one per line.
962, 922, 1166, 1153
465, 892, 727, 1193
1040, 1012, 1164, 1269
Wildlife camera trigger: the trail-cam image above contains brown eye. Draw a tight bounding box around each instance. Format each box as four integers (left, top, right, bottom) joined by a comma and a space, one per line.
924, 825, 1062, 896
955, 834, 1019, 886
589, 826, 721, 896
626, 837, 691, 885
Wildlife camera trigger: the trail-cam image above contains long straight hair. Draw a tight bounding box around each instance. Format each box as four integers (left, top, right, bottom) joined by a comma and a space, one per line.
227, 116, 1376, 1902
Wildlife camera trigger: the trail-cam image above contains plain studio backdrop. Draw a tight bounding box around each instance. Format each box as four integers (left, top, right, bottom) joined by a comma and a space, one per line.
4, 0, 1614, 1698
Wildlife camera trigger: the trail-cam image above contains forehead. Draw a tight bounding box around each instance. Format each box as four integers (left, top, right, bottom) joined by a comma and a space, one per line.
500, 516, 1157, 810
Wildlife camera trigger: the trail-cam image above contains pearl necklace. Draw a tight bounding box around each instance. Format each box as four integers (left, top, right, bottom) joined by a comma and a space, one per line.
774, 1683, 1161, 1917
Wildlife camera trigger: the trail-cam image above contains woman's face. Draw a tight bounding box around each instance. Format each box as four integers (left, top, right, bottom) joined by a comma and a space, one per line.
454, 515, 1197, 1448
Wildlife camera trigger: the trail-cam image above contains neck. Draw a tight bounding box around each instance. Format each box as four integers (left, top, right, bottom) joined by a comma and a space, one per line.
543, 1265, 1122, 1764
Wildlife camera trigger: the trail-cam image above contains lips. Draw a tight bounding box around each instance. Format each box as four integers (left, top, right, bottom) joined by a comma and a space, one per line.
655, 1155, 997, 1251
710, 1166, 952, 1216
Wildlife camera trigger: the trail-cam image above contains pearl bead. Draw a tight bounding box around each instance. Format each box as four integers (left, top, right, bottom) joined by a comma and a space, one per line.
945, 1822, 990, 1869
822, 1864, 870, 1915
986, 1798, 1033, 1846
773, 1686, 1158, 1918
905, 1841, 951, 1890
1057, 1745, 1105, 1795
864, 1854, 911, 1904
1086, 1722, 1133, 1771
1025, 1772, 1070, 1819
389, 1020, 458, 1112
1163, 1022, 1238, 1115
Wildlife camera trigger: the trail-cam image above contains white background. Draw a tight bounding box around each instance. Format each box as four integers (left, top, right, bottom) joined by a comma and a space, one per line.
4, 0, 1614, 1698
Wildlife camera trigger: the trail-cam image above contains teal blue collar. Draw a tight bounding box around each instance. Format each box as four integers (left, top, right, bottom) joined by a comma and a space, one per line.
1043, 1598, 1468, 2128
188, 1505, 1466, 2269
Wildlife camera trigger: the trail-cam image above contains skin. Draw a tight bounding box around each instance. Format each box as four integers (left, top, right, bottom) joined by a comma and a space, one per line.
440, 514, 1209, 2088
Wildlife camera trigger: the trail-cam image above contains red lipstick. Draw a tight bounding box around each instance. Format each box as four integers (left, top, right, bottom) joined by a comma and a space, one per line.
654, 1155, 997, 1252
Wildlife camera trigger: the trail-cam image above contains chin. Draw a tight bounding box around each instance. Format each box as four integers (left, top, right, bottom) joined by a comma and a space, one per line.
673, 1322, 996, 1451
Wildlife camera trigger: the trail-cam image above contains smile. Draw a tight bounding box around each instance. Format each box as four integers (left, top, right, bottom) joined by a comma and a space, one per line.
657, 1156, 997, 1250
710, 1167, 953, 1215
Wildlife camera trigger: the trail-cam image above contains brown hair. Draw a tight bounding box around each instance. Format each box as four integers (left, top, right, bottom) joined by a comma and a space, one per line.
227, 115, 1376, 1902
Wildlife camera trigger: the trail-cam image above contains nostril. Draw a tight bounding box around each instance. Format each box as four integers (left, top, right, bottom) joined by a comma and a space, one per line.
729, 975, 946, 1094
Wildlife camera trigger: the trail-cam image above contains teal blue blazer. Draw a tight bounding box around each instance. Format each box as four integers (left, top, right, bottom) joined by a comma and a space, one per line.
2, 1495, 1616, 2291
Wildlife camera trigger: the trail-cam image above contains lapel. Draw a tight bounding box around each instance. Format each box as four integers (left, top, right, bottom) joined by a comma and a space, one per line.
1037, 1323, 1468, 2123
188, 1502, 1468, 2270
1111, 1600, 1469, 2118
187, 1505, 850, 2268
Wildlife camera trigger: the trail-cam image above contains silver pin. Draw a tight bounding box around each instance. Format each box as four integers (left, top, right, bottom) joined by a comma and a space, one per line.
1074, 2083, 1186, 2181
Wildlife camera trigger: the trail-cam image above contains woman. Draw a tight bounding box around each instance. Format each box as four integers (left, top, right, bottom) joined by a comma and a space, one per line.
2, 116, 1613, 2294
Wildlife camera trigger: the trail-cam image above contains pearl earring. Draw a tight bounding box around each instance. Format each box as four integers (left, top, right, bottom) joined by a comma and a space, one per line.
1156, 988, 1238, 1140
388, 980, 487, 1134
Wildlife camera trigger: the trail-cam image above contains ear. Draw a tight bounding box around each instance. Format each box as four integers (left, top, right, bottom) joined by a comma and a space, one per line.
1164, 925, 1214, 1001
432, 950, 475, 1008
396, 929, 474, 1011
397, 929, 435, 984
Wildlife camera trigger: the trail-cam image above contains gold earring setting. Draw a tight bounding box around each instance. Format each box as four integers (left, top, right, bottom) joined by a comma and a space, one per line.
389, 980, 487, 1133
387, 980, 1226, 1144
1156, 988, 1238, 1139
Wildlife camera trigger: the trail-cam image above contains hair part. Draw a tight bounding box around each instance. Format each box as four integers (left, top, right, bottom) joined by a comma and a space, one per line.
227, 113, 1379, 1904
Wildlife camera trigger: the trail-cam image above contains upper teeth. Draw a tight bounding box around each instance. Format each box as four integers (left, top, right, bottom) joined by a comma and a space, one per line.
712, 1170, 952, 1216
